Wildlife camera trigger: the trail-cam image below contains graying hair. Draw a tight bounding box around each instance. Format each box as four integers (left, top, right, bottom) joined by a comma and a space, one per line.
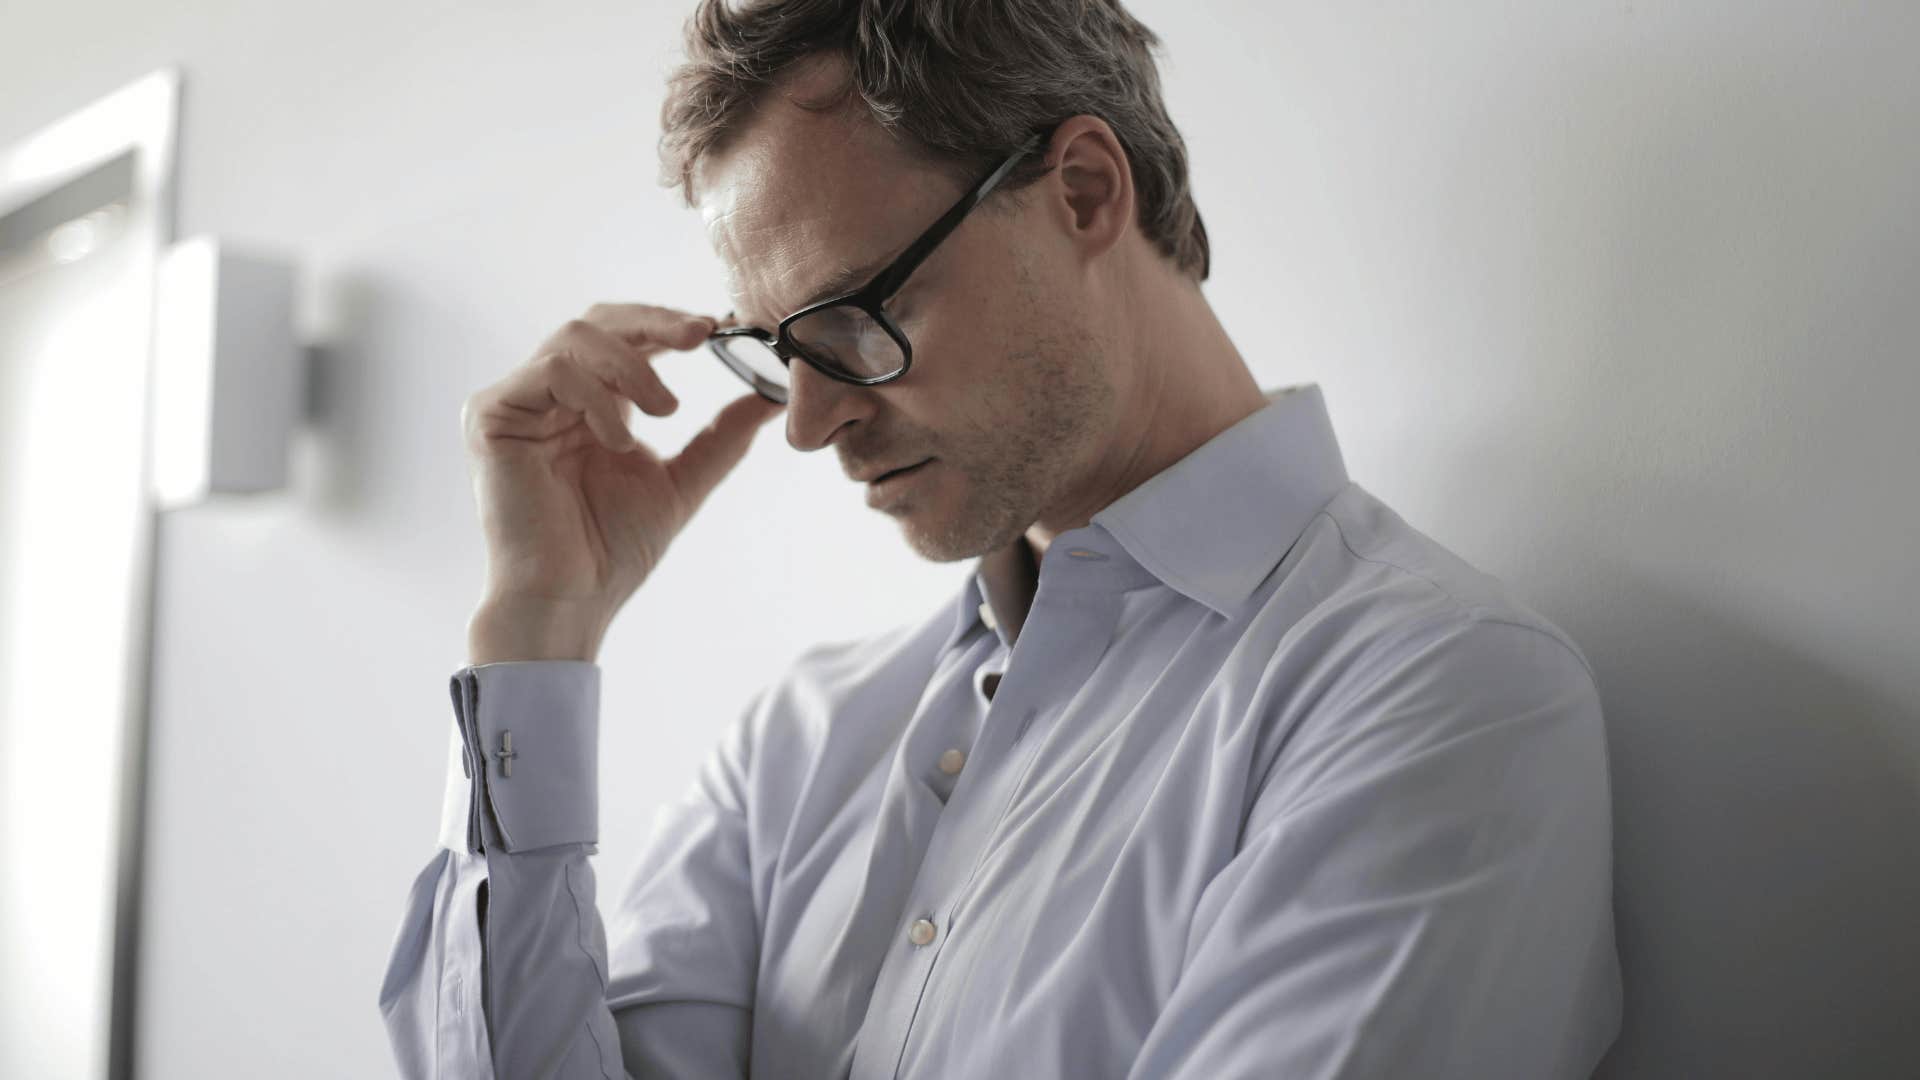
658, 0, 1210, 281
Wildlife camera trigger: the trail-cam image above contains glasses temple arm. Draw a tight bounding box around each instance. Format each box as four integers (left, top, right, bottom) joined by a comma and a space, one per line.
868, 135, 1044, 299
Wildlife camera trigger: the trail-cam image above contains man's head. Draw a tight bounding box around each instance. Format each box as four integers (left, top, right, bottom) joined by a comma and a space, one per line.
659, 0, 1210, 563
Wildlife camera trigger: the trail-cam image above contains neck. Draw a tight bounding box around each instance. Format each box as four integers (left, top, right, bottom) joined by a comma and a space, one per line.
976, 532, 1040, 646
1029, 268, 1267, 556
981, 267, 1269, 642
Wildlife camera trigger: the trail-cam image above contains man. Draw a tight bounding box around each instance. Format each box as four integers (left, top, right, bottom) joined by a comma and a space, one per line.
379, 1, 1623, 1077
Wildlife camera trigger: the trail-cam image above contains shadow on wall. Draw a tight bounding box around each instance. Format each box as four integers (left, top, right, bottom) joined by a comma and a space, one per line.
1584, 568, 1920, 1079
299, 269, 381, 516
1555, 45, 1920, 1080
1399, 23, 1920, 1078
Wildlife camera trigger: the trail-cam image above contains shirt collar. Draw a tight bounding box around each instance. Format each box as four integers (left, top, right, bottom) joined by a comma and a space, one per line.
1093, 382, 1349, 617
942, 382, 1349, 650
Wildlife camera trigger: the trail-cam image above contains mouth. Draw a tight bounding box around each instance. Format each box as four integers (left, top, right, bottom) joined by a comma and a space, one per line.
872, 459, 933, 483
865, 458, 936, 505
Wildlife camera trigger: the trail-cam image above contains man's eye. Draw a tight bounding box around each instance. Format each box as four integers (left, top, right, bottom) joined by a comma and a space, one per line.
886, 293, 920, 324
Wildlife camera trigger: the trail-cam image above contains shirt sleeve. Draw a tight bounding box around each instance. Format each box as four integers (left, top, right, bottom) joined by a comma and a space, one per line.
376, 660, 758, 1079
1122, 618, 1624, 1080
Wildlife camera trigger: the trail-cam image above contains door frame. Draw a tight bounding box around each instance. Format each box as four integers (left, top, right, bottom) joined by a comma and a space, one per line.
0, 68, 179, 1080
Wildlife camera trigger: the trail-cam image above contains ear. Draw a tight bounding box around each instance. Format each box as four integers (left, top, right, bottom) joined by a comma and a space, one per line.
1040, 115, 1136, 265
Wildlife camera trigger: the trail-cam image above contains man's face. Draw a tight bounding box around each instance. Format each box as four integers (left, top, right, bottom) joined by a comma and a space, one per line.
694, 63, 1117, 563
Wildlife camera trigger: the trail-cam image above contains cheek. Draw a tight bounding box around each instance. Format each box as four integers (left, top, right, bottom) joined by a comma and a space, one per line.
890, 309, 970, 390
910, 307, 1021, 399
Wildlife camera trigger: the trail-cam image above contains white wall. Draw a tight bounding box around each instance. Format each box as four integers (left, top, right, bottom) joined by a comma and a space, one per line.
2, 2, 1914, 1077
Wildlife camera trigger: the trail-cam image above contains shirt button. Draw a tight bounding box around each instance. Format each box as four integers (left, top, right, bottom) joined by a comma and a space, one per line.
938, 748, 966, 776
978, 600, 999, 632
908, 918, 938, 946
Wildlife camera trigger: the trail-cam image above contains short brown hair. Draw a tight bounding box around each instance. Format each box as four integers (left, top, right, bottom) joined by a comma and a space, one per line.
658, 0, 1210, 281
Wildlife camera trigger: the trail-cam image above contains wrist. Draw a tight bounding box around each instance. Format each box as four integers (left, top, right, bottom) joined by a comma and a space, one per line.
467, 596, 607, 665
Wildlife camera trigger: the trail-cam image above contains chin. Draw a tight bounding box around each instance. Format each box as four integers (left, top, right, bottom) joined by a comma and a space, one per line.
901, 534, 984, 564
895, 498, 1029, 564
892, 510, 973, 563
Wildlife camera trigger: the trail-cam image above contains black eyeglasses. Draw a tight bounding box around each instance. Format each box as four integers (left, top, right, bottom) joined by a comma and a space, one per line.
707, 133, 1045, 405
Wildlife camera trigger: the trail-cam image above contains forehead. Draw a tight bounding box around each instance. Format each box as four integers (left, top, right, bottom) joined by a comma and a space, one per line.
693, 78, 962, 324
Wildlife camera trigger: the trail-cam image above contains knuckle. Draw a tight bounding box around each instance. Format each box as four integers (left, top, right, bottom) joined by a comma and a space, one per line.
463, 388, 496, 421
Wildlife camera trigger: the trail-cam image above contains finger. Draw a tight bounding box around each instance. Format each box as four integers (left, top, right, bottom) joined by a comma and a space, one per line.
664, 392, 787, 509
540, 352, 638, 452
483, 343, 618, 432
553, 319, 680, 417
582, 302, 717, 352
469, 361, 574, 441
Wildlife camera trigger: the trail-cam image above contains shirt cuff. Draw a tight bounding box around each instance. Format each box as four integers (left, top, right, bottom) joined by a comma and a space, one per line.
436, 660, 600, 854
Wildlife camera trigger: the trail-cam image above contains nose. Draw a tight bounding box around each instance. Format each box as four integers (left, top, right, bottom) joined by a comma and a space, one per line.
783, 352, 873, 452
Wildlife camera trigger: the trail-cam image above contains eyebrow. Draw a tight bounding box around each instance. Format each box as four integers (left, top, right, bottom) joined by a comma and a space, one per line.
795, 257, 887, 309
731, 256, 890, 332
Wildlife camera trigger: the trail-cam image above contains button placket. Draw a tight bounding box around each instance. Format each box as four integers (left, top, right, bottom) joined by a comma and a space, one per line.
849, 567, 1125, 1080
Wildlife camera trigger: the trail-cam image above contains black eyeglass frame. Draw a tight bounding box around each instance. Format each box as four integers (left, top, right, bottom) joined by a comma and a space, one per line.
707, 131, 1047, 402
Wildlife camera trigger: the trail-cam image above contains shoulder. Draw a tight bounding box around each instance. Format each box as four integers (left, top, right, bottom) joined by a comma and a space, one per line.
1244, 483, 1607, 796
1279, 481, 1599, 691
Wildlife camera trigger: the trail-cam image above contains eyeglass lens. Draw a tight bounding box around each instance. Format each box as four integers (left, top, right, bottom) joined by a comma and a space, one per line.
711, 305, 905, 403
786, 306, 902, 380
710, 336, 790, 404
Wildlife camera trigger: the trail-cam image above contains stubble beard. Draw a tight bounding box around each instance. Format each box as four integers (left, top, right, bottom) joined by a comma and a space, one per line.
894, 332, 1114, 564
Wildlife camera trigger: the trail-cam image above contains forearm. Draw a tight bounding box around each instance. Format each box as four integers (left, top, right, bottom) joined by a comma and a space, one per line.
378, 662, 627, 1078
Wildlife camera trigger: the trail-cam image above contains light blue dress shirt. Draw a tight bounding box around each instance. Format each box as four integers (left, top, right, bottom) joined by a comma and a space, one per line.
380, 383, 1622, 1079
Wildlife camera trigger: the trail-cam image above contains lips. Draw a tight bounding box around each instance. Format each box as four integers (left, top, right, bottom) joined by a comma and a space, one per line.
875, 460, 931, 482
865, 458, 936, 508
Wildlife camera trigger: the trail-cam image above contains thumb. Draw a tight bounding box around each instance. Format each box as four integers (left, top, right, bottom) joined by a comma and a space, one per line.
664, 392, 786, 509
